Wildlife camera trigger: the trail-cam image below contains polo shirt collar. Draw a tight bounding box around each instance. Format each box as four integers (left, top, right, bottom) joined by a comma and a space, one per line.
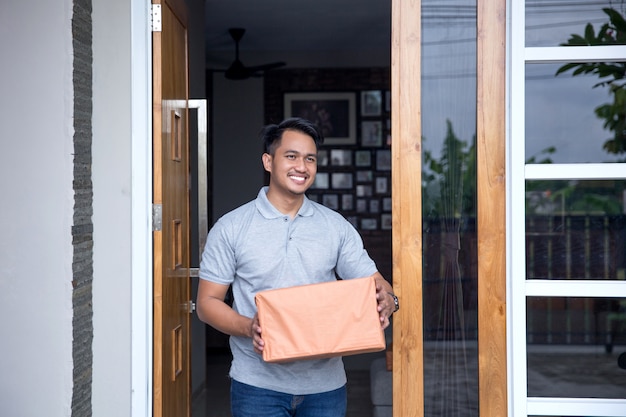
255, 186, 315, 219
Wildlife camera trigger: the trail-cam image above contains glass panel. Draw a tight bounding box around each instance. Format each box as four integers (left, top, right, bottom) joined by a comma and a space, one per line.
527, 297, 626, 399
526, 180, 626, 280
526, 63, 626, 164
526, 1, 626, 47
423, 0, 478, 415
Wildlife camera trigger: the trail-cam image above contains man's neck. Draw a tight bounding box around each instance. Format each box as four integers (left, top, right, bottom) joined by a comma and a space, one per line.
266, 188, 304, 218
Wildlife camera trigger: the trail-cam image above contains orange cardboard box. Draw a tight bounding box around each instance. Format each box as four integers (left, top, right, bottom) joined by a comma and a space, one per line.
255, 276, 386, 363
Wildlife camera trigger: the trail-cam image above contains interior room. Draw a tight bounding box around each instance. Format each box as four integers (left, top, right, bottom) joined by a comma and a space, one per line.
192, 1, 393, 416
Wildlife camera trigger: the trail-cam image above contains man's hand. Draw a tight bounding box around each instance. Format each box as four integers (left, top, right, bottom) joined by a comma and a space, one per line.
374, 274, 395, 329
250, 313, 265, 354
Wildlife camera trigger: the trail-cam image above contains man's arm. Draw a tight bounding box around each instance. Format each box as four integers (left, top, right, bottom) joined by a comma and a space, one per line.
196, 280, 263, 352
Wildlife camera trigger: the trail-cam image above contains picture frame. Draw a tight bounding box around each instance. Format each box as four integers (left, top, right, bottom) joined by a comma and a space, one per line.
330, 149, 352, 166
361, 121, 383, 147
356, 170, 373, 182
356, 184, 372, 197
369, 199, 380, 214
376, 149, 391, 171
331, 172, 353, 189
381, 213, 392, 230
361, 90, 382, 116
382, 197, 392, 212
317, 149, 329, 166
341, 194, 354, 211
311, 172, 329, 189
356, 199, 368, 213
322, 194, 339, 210
375, 177, 388, 194
284, 92, 356, 145
355, 150, 371, 167
361, 218, 378, 231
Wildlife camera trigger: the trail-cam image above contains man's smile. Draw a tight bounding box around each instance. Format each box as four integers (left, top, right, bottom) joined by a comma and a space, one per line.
289, 174, 308, 184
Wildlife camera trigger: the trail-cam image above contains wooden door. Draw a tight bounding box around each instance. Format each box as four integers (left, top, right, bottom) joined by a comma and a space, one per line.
152, 0, 191, 416
391, 0, 507, 416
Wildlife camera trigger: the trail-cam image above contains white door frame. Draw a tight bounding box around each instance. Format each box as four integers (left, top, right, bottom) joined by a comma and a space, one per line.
130, 2, 153, 417
508, 1, 626, 415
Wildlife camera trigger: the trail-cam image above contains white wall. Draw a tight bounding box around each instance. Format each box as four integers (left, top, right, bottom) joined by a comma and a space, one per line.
0, 1, 74, 416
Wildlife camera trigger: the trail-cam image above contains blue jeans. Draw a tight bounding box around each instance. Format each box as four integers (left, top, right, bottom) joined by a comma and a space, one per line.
230, 379, 347, 417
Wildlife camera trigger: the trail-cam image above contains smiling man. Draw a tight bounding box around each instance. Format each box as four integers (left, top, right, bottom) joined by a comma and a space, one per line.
196, 117, 397, 417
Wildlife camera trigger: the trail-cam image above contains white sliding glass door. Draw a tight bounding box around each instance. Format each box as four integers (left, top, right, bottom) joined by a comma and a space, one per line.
510, 1, 626, 416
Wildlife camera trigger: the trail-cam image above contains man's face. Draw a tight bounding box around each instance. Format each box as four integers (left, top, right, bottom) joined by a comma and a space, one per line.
262, 129, 318, 196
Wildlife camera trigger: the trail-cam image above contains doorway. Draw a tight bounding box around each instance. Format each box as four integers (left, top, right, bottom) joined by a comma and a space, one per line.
196, 2, 393, 416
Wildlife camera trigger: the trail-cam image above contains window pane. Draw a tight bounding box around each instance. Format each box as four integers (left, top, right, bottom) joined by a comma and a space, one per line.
527, 297, 626, 399
423, 0, 478, 415
526, 180, 626, 280
526, 1, 626, 47
526, 63, 625, 164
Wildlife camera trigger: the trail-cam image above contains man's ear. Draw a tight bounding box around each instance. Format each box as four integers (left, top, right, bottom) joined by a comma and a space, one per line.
262, 153, 272, 173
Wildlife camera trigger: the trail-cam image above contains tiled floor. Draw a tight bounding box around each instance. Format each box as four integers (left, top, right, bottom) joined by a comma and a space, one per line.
192, 345, 626, 416
192, 351, 383, 417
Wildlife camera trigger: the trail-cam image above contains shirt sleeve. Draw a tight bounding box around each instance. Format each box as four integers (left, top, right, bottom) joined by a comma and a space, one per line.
199, 217, 237, 285
335, 219, 378, 279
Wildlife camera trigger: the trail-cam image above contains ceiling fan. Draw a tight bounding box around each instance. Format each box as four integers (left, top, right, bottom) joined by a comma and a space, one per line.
216, 28, 286, 80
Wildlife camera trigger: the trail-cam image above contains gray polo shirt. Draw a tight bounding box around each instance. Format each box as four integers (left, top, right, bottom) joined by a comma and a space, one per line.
199, 186, 378, 394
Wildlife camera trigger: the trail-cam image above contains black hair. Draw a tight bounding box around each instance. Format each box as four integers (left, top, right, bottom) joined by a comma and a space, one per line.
259, 117, 324, 155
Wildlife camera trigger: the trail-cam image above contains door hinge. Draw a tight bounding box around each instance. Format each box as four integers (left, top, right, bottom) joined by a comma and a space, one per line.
152, 204, 162, 231
151, 4, 162, 32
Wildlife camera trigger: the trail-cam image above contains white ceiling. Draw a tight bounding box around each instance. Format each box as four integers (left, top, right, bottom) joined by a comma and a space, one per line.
204, 0, 392, 68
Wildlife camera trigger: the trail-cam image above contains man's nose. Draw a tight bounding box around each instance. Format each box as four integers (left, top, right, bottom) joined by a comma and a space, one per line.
294, 157, 307, 170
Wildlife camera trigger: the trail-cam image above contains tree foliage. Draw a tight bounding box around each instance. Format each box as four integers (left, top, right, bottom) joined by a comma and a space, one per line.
556, 8, 626, 154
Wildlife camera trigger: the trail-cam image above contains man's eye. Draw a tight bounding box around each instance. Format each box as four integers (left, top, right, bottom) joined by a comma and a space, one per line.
286, 154, 296, 159
307, 157, 317, 163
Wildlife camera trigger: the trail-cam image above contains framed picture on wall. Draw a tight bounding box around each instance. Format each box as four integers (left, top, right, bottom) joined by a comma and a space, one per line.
361, 218, 378, 230
342, 194, 354, 211
284, 92, 356, 145
369, 199, 380, 214
331, 172, 353, 189
361, 90, 382, 116
375, 177, 388, 194
330, 149, 352, 166
317, 149, 329, 166
322, 194, 339, 210
382, 197, 392, 212
361, 121, 383, 147
381, 213, 392, 230
356, 199, 368, 213
376, 150, 391, 171
355, 150, 371, 167
311, 172, 329, 189
356, 170, 373, 182
356, 184, 373, 197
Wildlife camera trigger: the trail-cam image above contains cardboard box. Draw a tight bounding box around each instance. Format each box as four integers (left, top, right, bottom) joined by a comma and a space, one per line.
255, 276, 386, 363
